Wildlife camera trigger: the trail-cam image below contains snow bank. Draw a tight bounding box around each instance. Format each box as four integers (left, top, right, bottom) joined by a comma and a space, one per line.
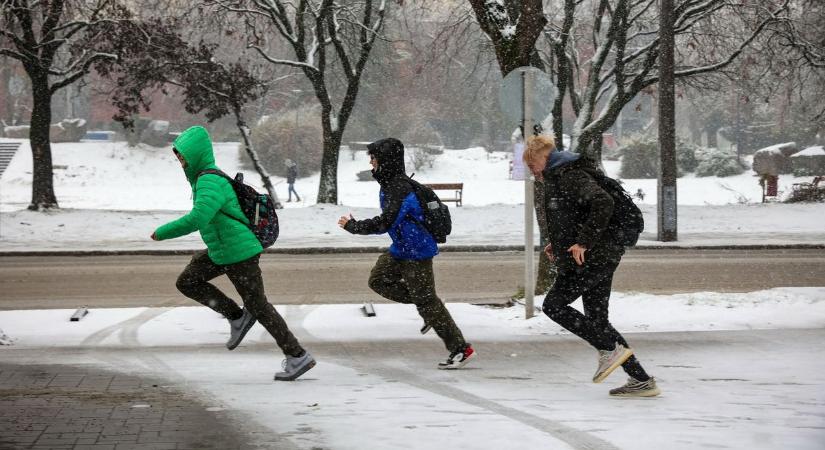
792, 146, 825, 157
755, 142, 797, 155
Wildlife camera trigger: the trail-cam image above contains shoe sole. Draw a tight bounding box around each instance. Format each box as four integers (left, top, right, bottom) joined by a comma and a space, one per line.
593, 347, 634, 383
420, 324, 432, 335
437, 350, 477, 370
226, 317, 257, 351
610, 387, 661, 397
274, 359, 316, 381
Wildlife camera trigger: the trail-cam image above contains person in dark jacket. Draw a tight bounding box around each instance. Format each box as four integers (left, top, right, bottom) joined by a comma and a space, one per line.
151, 126, 315, 382
285, 159, 301, 202
524, 134, 660, 397
337, 138, 476, 369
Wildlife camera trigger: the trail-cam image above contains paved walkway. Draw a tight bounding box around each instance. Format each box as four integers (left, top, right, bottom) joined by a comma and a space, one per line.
0, 364, 253, 450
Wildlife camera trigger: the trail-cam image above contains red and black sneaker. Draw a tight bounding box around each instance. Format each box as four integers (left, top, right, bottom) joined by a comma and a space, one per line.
437, 344, 476, 370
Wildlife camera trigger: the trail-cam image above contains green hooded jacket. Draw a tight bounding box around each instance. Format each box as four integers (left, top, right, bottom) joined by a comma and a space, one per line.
153, 126, 263, 265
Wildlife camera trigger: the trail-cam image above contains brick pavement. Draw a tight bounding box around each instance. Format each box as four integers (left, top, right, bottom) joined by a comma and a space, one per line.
0, 364, 256, 450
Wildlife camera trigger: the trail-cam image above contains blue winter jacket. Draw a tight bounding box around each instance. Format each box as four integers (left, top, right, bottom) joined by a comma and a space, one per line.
344, 138, 438, 261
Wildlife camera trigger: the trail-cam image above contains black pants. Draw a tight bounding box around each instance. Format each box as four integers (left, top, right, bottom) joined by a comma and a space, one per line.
543, 258, 649, 380
176, 251, 304, 357
368, 253, 467, 353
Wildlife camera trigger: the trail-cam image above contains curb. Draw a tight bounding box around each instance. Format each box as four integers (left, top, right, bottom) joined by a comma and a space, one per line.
1, 243, 823, 257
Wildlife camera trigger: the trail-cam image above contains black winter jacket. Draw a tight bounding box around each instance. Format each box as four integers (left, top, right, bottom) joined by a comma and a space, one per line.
541, 152, 624, 271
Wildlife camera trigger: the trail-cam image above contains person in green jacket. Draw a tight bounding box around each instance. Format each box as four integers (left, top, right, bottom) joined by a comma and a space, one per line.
151, 126, 315, 381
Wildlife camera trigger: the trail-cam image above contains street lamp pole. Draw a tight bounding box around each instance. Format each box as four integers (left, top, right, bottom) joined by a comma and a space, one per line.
657, 0, 678, 242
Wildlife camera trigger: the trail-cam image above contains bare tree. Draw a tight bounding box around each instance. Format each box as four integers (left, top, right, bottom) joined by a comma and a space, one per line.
539, 0, 791, 161
97, 15, 287, 207
210, 0, 388, 204
0, 0, 131, 210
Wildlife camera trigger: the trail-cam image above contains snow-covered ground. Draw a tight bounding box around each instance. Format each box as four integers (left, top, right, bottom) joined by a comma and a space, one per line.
2, 288, 823, 348
0, 139, 817, 210
1, 202, 824, 252
1, 140, 823, 251
1, 288, 824, 449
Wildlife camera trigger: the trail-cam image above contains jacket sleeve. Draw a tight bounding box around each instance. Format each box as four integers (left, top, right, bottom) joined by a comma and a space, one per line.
344, 181, 408, 235
561, 169, 614, 248
154, 175, 226, 240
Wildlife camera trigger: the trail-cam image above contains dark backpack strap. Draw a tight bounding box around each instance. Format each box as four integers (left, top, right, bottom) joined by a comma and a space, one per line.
195, 169, 247, 226
197, 169, 230, 180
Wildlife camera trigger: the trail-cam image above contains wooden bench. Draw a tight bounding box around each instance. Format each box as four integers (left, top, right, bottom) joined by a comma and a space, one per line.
790, 175, 825, 202
425, 183, 463, 207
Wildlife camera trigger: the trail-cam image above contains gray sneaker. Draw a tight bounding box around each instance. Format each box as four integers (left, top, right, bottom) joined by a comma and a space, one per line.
610, 377, 661, 397
226, 308, 256, 350
593, 343, 633, 383
274, 352, 316, 381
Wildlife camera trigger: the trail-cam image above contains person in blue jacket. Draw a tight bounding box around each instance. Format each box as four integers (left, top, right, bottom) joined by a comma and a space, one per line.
338, 138, 475, 369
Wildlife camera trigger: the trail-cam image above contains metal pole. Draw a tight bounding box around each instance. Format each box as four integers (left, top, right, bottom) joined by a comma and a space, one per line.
657, 0, 677, 242
523, 70, 536, 319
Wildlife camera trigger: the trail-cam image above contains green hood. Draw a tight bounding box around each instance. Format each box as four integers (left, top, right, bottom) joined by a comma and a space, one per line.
173, 126, 217, 183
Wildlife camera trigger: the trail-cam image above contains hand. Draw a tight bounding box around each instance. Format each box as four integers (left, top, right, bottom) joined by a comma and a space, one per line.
338, 214, 354, 229
567, 244, 587, 266
543, 243, 556, 262
150, 232, 158, 241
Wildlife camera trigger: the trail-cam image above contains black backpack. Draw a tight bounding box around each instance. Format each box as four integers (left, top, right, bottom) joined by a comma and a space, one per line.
197, 170, 279, 248
406, 177, 452, 244
580, 165, 644, 247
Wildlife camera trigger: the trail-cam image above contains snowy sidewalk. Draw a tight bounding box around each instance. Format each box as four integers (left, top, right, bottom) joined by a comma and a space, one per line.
2, 289, 824, 449
1, 328, 823, 449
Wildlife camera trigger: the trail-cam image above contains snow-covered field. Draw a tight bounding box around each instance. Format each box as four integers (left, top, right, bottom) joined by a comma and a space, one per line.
1, 140, 823, 251
0, 139, 817, 210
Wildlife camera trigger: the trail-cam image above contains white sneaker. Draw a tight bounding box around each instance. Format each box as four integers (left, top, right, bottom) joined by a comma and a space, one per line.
275, 352, 316, 381
610, 377, 661, 397
226, 308, 256, 350
593, 343, 633, 383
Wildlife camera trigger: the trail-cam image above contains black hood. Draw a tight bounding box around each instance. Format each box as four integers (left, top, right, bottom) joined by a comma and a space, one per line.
367, 138, 406, 184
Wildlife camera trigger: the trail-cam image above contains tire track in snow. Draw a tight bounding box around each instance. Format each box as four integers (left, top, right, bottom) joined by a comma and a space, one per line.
354, 361, 620, 450
81, 307, 174, 373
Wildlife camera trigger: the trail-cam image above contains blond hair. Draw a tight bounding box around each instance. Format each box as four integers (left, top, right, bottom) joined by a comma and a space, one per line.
523, 135, 556, 163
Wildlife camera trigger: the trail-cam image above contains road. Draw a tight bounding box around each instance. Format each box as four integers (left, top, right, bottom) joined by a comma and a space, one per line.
1, 248, 823, 310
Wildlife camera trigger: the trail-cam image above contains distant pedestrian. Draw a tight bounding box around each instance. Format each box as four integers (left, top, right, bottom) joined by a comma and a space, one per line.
523, 135, 660, 397
151, 126, 315, 381
337, 138, 476, 369
285, 159, 301, 202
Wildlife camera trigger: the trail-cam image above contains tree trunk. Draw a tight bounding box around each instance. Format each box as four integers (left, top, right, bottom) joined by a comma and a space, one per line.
317, 130, 342, 204
1, 61, 14, 127
28, 74, 58, 210
235, 112, 283, 208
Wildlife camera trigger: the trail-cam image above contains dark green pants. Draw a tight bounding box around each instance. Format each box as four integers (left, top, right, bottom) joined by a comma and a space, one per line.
368, 253, 467, 353
176, 251, 304, 357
